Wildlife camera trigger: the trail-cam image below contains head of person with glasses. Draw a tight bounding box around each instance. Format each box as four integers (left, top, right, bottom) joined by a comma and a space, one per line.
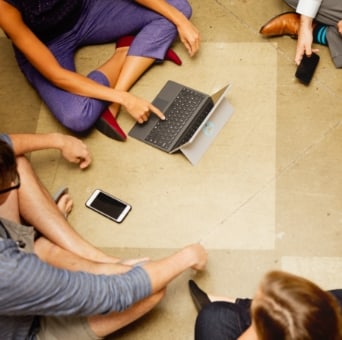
0, 140, 20, 201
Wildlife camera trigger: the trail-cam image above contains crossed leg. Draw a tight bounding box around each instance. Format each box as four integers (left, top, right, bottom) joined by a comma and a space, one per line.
0, 154, 162, 337
34, 235, 165, 337
0, 155, 124, 264
97, 46, 155, 118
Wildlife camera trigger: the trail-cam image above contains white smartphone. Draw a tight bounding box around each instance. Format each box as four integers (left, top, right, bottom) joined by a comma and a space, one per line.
85, 189, 132, 223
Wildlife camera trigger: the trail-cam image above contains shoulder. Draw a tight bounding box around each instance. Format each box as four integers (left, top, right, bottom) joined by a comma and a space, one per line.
0, 134, 12, 147
0, 1, 22, 28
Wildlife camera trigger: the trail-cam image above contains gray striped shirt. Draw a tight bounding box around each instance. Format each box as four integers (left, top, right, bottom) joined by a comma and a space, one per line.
0, 218, 152, 339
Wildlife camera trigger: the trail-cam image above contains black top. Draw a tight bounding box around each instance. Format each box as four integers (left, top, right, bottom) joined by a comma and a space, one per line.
5, 0, 84, 42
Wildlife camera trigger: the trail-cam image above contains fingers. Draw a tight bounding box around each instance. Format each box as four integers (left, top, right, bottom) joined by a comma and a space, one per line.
295, 52, 303, 66
295, 43, 311, 65
136, 104, 165, 124
178, 21, 201, 57
183, 34, 201, 57
137, 110, 150, 124
61, 136, 92, 169
78, 155, 91, 169
150, 104, 165, 121
295, 47, 319, 66
73, 143, 91, 169
187, 243, 208, 271
337, 20, 342, 35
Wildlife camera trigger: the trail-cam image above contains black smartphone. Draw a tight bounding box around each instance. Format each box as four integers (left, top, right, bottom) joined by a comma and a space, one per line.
295, 52, 320, 85
86, 189, 132, 223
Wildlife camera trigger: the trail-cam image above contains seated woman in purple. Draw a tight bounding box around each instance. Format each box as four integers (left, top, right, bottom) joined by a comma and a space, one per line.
0, 0, 200, 140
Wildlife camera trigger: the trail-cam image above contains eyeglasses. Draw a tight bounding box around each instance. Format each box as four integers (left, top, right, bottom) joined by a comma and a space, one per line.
0, 172, 21, 195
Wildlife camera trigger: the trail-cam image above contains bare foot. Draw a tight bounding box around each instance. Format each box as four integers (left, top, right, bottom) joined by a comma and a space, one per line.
56, 192, 73, 217
54, 188, 73, 218
108, 102, 121, 119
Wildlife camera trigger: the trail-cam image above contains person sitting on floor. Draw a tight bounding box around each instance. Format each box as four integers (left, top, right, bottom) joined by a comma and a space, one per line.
0, 133, 208, 339
259, 0, 342, 68
189, 270, 342, 340
0, 0, 201, 141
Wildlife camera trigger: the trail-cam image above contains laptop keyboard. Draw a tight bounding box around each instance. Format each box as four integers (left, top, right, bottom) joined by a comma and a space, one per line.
145, 87, 206, 149
175, 99, 213, 148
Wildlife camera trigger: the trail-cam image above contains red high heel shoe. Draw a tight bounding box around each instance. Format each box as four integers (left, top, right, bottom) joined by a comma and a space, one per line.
116, 35, 182, 65
95, 108, 127, 141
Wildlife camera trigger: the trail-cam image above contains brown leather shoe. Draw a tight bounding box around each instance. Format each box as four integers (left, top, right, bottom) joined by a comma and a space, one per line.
259, 12, 300, 38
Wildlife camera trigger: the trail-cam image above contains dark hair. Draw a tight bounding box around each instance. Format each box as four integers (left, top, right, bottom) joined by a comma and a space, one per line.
252, 271, 342, 340
0, 140, 17, 188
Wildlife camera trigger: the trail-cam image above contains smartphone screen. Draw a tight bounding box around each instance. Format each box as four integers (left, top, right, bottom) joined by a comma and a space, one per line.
86, 189, 131, 223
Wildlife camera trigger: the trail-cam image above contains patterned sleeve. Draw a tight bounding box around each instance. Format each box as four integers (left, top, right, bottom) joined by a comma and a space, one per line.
0, 238, 152, 316
0, 134, 13, 147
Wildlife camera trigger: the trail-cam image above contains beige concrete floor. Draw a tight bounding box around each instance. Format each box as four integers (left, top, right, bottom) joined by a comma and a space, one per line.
1, 0, 342, 339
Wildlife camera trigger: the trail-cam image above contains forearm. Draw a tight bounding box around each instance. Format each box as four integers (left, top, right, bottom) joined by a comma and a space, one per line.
1, 3, 126, 106
10, 133, 91, 170
0, 240, 150, 315
49, 67, 128, 105
142, 244, 206, 293
9, 133, 67, 156
300, 15, 314, 31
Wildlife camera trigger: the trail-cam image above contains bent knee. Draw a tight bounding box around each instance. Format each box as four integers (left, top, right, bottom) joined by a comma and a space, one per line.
57, 105, 103, 133
60, 111, 97, 133
34, 237, 55, 259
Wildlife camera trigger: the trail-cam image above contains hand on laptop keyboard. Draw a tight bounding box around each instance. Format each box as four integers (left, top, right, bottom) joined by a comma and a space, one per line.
121, 92, 165, 123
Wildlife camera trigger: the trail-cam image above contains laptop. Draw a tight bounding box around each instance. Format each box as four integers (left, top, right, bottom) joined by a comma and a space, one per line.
129, 80, 234, 165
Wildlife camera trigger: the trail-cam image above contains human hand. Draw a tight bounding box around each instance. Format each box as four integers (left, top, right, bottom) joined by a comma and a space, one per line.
177, 18, 201, 57
122, 92, 165, 123
184, 243, 208, 271
295, 15, 318, 65
58, 134, 92, 169
338, 20, 342, 35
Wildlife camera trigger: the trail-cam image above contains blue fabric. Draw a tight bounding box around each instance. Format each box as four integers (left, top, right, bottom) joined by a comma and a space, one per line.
317, 26, 328, 45
0, 217, 152, 340
0, 134, 12, 147
285, 0, 342, 67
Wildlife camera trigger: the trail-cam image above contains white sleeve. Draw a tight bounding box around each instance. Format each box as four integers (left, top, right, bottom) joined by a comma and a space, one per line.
296, 0, 322, 18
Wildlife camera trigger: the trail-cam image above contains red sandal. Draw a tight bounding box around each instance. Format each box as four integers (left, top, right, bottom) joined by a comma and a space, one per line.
95, 108, 127, 141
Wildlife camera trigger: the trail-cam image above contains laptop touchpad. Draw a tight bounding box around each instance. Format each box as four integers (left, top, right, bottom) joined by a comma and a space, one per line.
153, 98, 169, 111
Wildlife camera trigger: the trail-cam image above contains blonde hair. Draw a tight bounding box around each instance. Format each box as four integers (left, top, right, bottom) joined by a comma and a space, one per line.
252, 271, 342, 340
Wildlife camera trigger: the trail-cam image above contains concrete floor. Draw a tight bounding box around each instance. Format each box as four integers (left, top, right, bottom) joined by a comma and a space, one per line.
1, 0, 342, 339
